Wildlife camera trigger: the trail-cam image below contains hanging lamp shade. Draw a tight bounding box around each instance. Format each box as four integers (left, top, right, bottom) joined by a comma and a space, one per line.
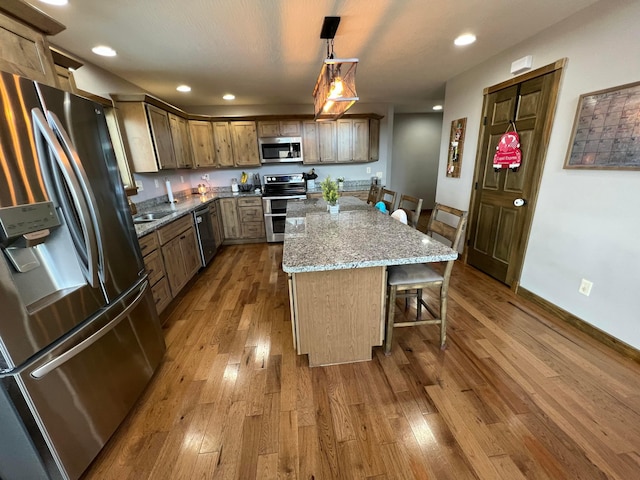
313, 57, 359, 121
313, 16, 359, 121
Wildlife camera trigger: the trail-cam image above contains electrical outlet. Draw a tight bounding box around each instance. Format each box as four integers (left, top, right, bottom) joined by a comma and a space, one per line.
154, 179, 160, 188
201, 174, 209, 181
579, 278, 593, 296
376, 171, 383, 178
366, 167, 371, 174
135, 180, 143, 191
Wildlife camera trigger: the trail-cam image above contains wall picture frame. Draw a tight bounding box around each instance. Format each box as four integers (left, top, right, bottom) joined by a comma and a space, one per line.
564, 80, 640, 170
446, 117, 466, 178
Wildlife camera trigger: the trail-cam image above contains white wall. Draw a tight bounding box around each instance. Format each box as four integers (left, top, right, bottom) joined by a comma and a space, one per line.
437, 0, 640, 349
390, 113, 443, 209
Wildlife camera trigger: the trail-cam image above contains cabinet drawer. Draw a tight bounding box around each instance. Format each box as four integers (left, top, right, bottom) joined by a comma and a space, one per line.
138, 232, 159, 256
237, 196, 262, 207
157, 215, 193, 245
151, 277, 172, 315
239, 206, 263, 222
144, 249, 165, 286
242, 221, 265, 239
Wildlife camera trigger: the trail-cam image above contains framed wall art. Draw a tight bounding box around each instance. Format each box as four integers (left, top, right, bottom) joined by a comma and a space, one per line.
564, 80, 640, 170
446, 117, 466, 178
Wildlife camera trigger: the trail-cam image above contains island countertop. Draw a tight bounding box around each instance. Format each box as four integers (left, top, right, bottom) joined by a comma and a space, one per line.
282, 196, 458, 273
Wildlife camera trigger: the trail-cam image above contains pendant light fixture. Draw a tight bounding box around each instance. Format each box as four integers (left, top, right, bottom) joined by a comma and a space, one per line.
313, 16, 359, 121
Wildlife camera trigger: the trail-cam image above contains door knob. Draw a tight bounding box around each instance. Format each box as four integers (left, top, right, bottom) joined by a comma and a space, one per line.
513, 198, 526, 207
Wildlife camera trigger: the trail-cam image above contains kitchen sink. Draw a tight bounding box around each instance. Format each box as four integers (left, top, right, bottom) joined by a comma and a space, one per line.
132, 211, 173, 224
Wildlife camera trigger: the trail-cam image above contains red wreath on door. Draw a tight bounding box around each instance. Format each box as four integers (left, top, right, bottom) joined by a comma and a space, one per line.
493, 121, 521, 172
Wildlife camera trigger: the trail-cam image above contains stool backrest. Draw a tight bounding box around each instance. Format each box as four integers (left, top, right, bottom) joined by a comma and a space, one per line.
397, 194, 423, 229
367, 184, 381, 205
378, 188, 397, 213
426, 203, 468, 250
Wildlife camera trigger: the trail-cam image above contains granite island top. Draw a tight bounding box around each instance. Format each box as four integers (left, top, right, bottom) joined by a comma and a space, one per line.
282, 197, 458, 273
133, 191, 261, 238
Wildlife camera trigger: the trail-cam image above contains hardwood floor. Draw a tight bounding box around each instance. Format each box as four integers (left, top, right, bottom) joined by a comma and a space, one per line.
82, 243, 640, 480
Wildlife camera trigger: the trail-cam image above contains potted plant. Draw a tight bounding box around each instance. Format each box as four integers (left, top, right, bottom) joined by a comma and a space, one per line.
337, 177, 345, 191
321, 176, 340, 214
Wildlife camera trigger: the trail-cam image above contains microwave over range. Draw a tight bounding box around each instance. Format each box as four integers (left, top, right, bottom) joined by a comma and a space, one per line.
259, 136, 303, 163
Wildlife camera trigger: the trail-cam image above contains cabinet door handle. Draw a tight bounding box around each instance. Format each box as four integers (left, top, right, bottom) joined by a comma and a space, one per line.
180, 235, 186, 239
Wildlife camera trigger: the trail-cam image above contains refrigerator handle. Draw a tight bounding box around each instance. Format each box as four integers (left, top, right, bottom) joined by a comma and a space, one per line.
46, 110, 108, 286
29, 279, 150, 379
31, 108, 100, 289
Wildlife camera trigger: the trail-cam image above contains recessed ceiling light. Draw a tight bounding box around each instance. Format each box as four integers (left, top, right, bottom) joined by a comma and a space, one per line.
39, 0, 68, 5
91, 45, 117, 57
454, 33, 476, 46
432, 105, 443, 111
223, 94, 235, 101
176, 85, 191, 93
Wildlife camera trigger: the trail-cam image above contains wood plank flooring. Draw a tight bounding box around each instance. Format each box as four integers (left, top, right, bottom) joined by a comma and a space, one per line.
81, 242, 640, 479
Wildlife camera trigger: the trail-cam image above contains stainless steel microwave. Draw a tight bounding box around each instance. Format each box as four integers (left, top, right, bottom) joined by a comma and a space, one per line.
259, 137, 303, 163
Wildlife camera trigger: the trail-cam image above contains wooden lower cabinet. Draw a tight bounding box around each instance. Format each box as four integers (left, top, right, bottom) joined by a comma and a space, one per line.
219, 196, 265, 243
138, 232, 171, 316
219, 197, 241, 239
209, 200, 223, 249
157, 215, 201, 297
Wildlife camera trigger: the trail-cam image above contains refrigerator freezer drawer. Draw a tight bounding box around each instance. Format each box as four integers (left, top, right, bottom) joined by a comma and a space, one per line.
13, 284, 165, 480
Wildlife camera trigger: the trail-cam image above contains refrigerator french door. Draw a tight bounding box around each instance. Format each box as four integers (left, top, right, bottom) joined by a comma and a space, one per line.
0, 71, 165, 480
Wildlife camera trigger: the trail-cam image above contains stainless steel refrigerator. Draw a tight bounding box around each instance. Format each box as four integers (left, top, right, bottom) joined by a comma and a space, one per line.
0, 71, 166, 480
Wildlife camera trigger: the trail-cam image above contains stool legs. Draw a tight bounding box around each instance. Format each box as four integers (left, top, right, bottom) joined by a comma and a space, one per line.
384, 285, 397, 355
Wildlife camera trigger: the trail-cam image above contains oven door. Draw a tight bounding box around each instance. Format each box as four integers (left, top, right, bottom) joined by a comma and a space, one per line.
264, 212, 286, 242
263, 197, 284, 242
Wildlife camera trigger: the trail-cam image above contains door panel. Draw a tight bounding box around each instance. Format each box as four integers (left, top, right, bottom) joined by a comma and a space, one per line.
37, 84, 145, 300
15, 283, 164, 480
467, 68, 562, 286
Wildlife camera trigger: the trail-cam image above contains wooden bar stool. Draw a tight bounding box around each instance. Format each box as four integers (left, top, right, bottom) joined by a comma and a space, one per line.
397, 194, 423, 229
378, 188, 397, 213
367, 184, 381, 205
384, 203, 467, 354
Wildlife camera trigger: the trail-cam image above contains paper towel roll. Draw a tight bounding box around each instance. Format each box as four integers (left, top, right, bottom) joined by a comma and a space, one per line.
166, 180, 175, 203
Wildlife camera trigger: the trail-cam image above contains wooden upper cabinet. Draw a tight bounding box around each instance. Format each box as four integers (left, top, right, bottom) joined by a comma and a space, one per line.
113, 99, 181, 172
212, 121, 235, 168
230, 121, 260, 167
168, 113, 194, 169
302, 121, 320, 164
337, 118, 369, 162
369, 118, 380, 162
318, 122, 337, 163
352, 118, 370, 162
146, 104, 178, 169
0, 3, 63, 87
336, 119, 353, 163
188, 120, 216, 168
258, 120, 302, 137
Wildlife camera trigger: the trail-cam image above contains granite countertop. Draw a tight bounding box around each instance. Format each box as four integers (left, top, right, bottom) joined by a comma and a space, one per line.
133, 191, 261, 238
282, 197, 458, 273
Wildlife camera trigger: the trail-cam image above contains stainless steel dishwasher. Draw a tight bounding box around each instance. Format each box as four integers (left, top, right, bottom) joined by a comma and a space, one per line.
193, 205, 216, 267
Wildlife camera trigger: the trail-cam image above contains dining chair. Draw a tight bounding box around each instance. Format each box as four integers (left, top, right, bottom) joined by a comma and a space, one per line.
384, 203, 468, 354
367, 184, 381, 205
378, 188, 397, 213
397, 194, 423, 229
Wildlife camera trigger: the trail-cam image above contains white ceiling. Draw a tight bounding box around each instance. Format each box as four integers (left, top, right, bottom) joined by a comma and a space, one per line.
35, 0, 599, 111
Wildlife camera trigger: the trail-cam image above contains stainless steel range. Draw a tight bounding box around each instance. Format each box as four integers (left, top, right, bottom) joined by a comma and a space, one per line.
262, 173, 307, 242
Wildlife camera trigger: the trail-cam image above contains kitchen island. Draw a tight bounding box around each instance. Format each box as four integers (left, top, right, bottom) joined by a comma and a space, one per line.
282, 196, 458, 366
